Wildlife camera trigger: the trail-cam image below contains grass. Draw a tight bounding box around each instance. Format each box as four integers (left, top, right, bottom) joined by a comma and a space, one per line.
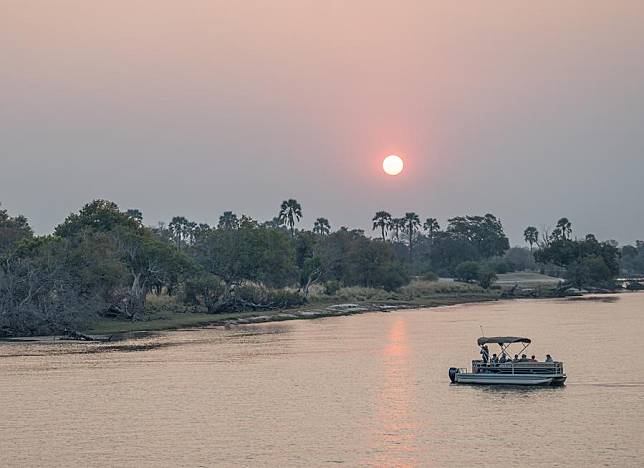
496, 271, 562, 285
83, 279, 510, 335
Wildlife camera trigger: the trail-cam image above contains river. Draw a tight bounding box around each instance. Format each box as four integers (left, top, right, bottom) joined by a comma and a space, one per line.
1, 293, 643, 467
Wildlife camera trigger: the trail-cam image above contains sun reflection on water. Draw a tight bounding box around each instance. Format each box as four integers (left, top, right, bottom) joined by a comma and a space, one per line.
367, 318, 423, 467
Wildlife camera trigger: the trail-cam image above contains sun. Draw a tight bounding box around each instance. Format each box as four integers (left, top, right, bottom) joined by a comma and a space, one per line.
383, 155, 403, 176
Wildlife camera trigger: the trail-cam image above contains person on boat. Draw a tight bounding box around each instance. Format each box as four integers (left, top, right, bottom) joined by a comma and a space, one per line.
530, 355, 537, 362
480, 345, 489, 363
491, 353, 498, 365
499, 353, 507, 364
520, 354, 528, 361
545, 354, 553, 362
512, 354, 520, 362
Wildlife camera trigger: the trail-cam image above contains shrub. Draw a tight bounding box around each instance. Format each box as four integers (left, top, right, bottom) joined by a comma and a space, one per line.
183, 273, 227, 313
379, 263, 410, 291
421, 271, 439, 282
235, 283, 304, 309
478, 269, 497, 289
324, 280, 341, 296
454, 261, 481, 282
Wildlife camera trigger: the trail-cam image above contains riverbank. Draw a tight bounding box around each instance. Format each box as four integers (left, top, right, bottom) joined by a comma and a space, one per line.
3, 274, 582, 342
81, 292, 500, 338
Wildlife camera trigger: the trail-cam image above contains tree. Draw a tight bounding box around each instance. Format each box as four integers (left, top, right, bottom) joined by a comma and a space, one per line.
54, 200, 139, 238
278, 199, 302, 236
169, 216, 196, 247
478, 268, 497, 289
391, 217, 405, 241
554, 217, 572, 241
423, 218, 440, 242
193, 224, 296, 288
455, 261, 481, 282
111, 226, 193, 315
535, 234, 619, 287
372, 211, 392, 241
55, 200, 194, 316
403, 212, 421, 260
446, 214, 510, 258
523, 226, 539, 252
0, 203, 33, 256
125, 209, 143, 222
218, 211, 239, 230
313, 217, 331, 235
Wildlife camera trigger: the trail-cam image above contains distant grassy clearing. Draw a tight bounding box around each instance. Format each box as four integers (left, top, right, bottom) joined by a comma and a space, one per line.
495, 272, 562, 284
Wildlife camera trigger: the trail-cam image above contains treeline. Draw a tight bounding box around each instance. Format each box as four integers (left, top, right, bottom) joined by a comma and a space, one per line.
0, 201, 632, 337
522, 218, 643, 288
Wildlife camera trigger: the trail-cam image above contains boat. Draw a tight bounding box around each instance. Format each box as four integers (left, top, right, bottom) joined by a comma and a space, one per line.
449, 336, 566, 386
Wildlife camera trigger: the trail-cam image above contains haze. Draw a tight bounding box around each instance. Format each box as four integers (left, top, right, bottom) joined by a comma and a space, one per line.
2, 1, 643, 244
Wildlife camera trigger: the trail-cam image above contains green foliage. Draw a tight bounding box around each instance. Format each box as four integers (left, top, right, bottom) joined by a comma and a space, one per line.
54, 199, 140, 238
0, 203, 33, 256
323, 279, 341, 295
455, 261, 481, 282
319, 230, 410, 290
235, 283, 304, 308
372, 211, 392, 241
183, 273, 226, 313
565, 256, 613, 288
503, 247, 537, 272
535, 234, 620, 287
423, 218, 440, 237
421, 271, 439, 281
411, 213, 510, 275
0, 234, 124, 336
193, 224, 296, 288
446, 214, 510, 258
278, 199, 302, 236
621, 242, 644, 275
1, 197, 628, 337
478, 268, 497, 289
523, 226, 539, 250
218, 211, 239, 230
313, 217, 331, 235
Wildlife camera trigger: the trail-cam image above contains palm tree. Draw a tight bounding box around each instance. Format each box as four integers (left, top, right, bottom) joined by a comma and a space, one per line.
169, 216, 191, 246
218, 211, 239, 230
523, 226, 539, 251
404, 212, 421, 260
372, 211, 392, 241
278, 199, 302, 236
313, 217, 331, 235
391, 217, 405, 241
423, 217, 440, 243
556, 217, 572, 240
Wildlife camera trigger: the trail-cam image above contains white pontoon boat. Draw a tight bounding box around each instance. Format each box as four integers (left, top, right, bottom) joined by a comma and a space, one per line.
449, 336, 566, 386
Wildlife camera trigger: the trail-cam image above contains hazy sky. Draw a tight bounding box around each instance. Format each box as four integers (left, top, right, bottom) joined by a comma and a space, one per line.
2, 1, 643, 245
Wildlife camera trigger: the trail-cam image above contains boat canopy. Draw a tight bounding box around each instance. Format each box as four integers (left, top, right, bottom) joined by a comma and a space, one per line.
477, 336, 531, 346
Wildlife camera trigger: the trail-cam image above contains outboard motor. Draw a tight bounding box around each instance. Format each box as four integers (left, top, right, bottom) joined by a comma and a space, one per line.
449, 367, 459, 383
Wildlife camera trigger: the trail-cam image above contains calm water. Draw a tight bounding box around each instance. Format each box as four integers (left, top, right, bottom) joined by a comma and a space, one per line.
1, 294, 643, 467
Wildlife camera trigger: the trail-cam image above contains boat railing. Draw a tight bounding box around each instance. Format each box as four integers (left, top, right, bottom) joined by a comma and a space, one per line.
471, 360, 564, 375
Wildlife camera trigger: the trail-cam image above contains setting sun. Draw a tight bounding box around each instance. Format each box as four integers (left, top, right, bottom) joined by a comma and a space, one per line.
383, 155, 404, 176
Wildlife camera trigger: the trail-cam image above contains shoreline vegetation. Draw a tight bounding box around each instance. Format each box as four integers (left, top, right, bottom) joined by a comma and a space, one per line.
1, 199, 641, 340
4, 273, 599, 342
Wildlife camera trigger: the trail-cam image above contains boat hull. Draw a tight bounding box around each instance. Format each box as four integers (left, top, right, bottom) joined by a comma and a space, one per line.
452, 372, 566, 386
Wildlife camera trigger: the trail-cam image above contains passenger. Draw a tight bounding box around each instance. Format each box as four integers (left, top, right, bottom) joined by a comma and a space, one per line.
480, 345, 489, 364
520, 354, 528, 362
545, 354, 553, 362
499, 354, 507, 364
491, 353, 498, 365
512, 354, 520, 363
530, 355, 537, 362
